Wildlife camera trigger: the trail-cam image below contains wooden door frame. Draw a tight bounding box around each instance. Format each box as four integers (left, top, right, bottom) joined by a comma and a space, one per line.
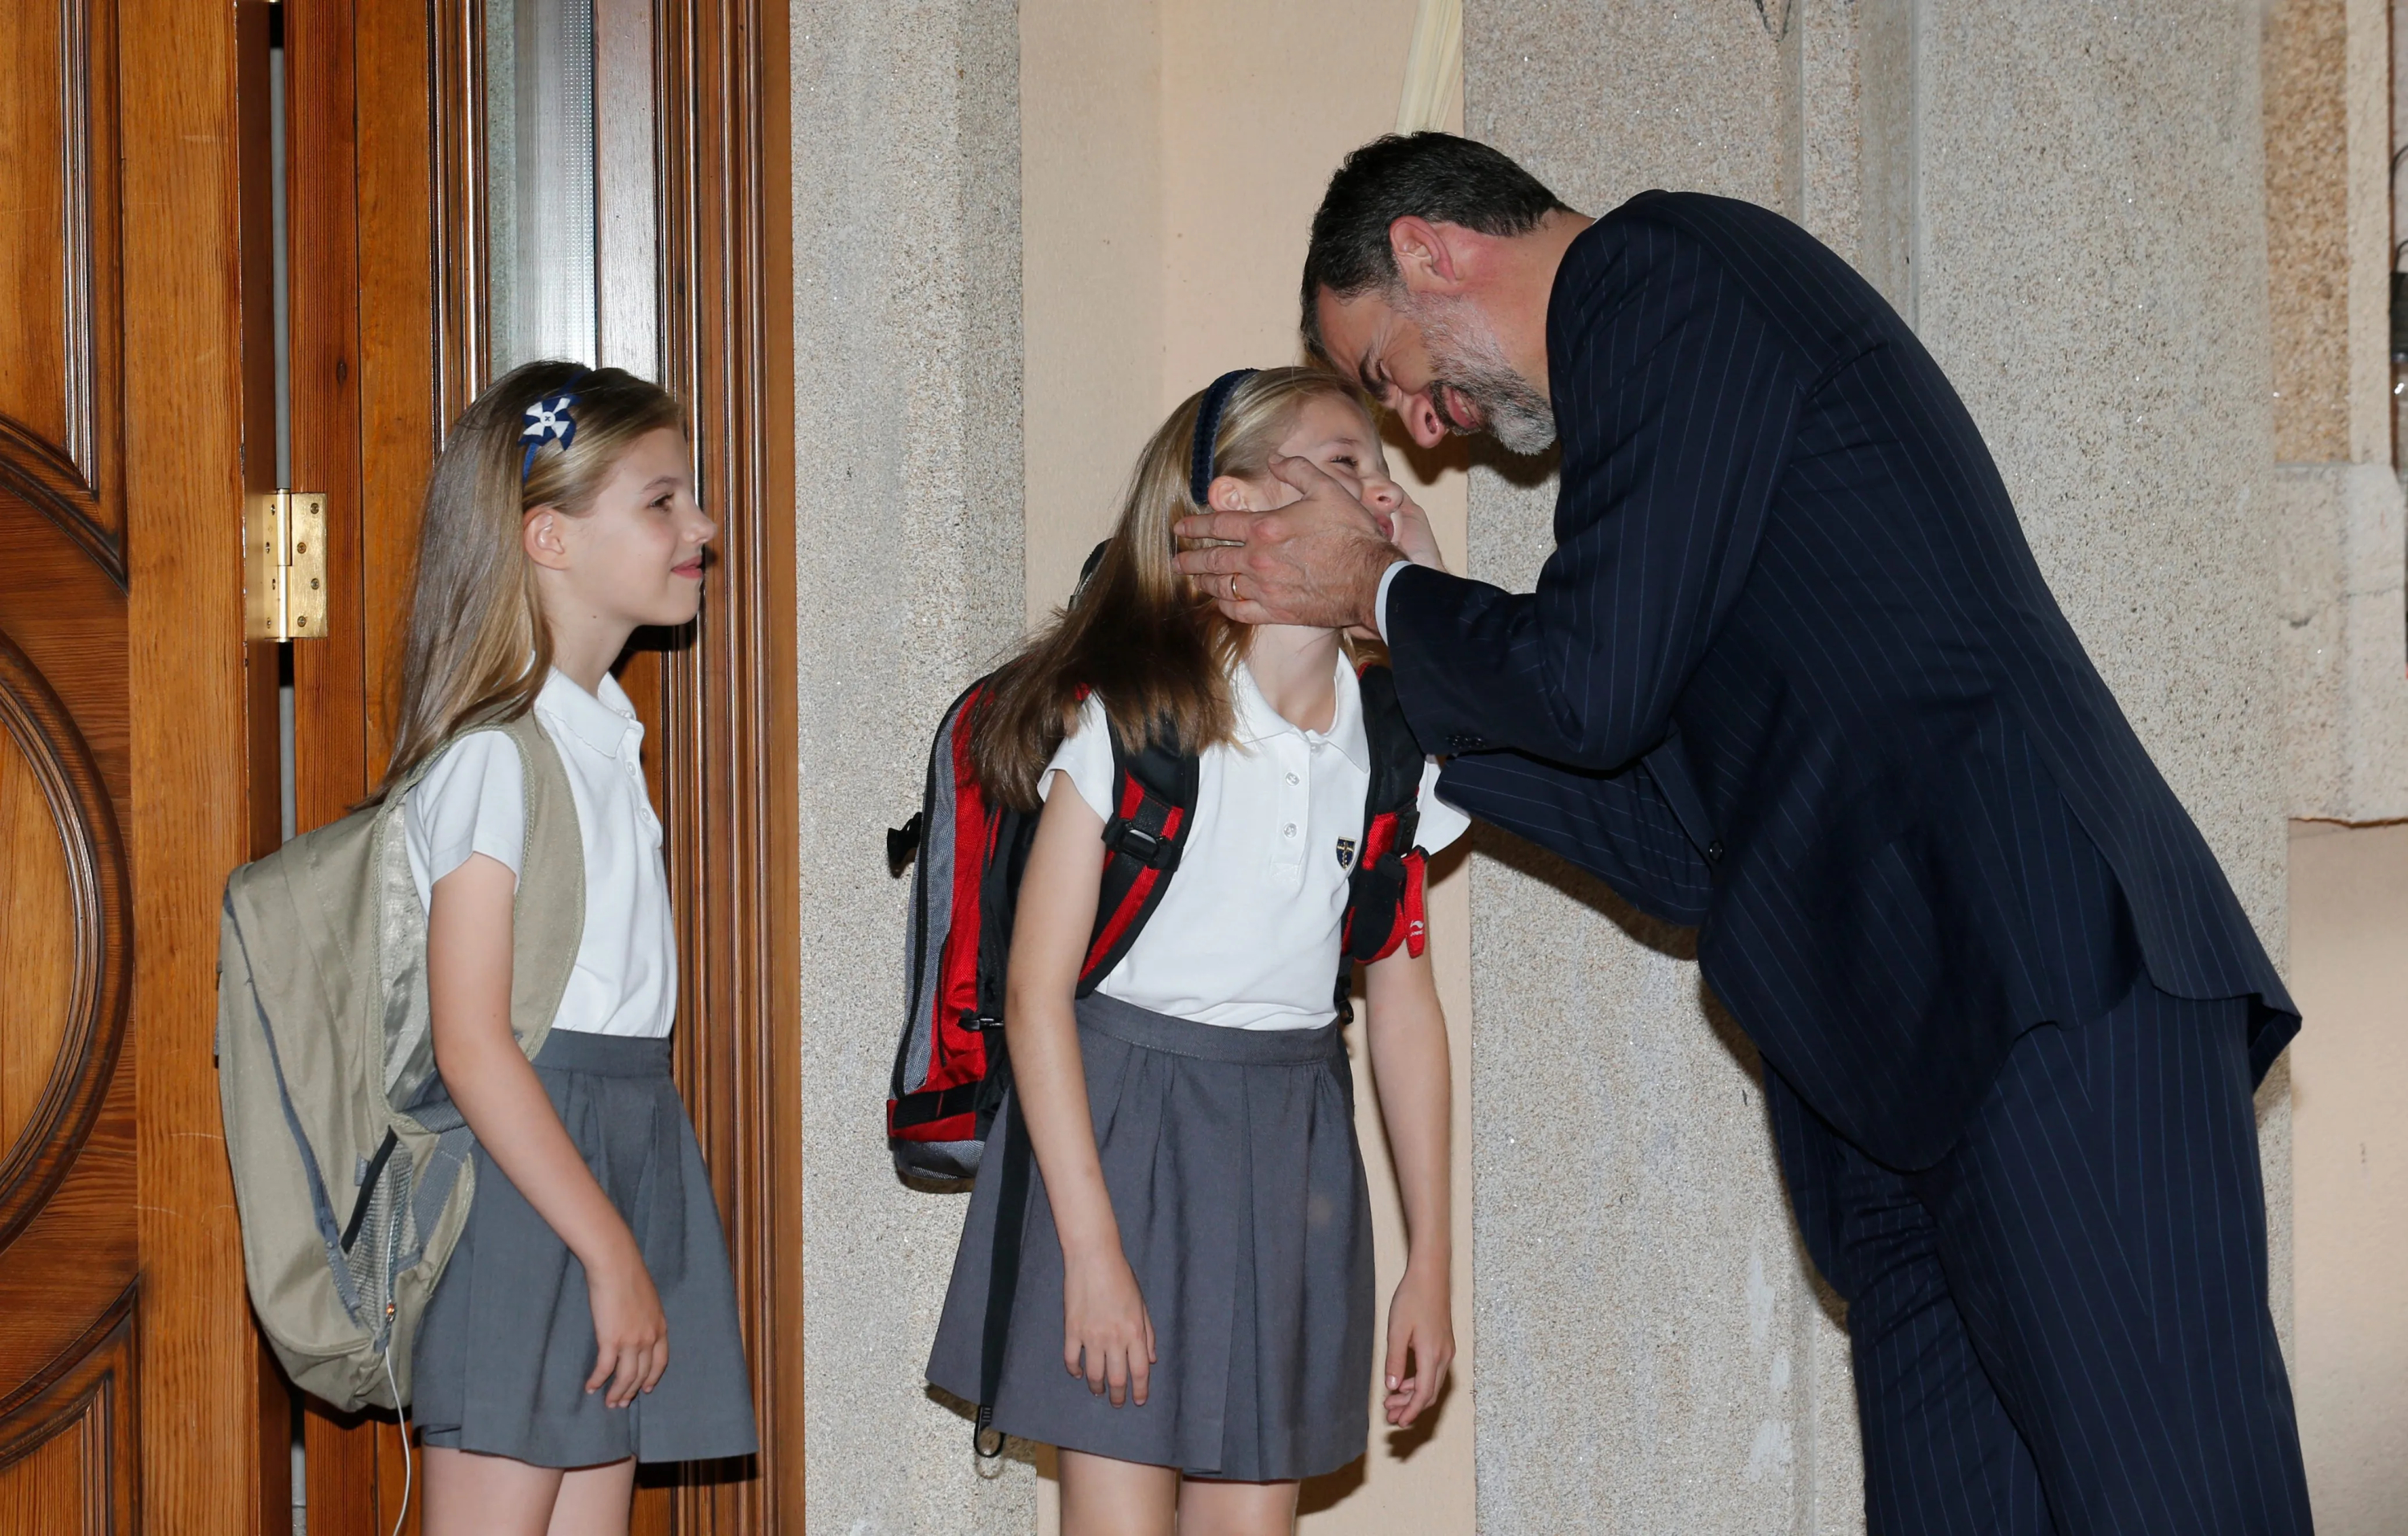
280, 0, 798, 1528
120, 0, 293, 1529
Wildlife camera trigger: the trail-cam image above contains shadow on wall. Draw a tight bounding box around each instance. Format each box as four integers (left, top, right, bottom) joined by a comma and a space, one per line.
1470, 818, 1852, 1340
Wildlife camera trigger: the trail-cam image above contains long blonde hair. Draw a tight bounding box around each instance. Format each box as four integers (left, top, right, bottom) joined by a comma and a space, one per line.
972, 366, 1376, 808
375, 360, 685, 799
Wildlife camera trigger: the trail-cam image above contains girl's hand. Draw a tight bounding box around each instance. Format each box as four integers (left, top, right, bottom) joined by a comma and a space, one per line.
1062, 1245, 1156, 1407
1383, 1261, 1454, 1428
1381, 491, 1448, 576
584, 1234, 670, 1409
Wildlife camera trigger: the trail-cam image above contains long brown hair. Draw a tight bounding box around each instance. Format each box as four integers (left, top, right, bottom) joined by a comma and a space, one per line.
973, 367, 1374, 809
373, 360, 685, 800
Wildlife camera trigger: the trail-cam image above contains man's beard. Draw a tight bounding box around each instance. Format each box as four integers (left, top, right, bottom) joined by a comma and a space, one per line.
1415, 296, 1557, 454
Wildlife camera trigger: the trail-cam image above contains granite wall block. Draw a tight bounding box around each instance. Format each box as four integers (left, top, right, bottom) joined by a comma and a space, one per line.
794, 2, 1029, 1528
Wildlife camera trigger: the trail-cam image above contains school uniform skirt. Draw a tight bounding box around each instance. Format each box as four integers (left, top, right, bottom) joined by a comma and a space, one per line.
411, 1030, 759, 1468
926, 993, 1374, 1483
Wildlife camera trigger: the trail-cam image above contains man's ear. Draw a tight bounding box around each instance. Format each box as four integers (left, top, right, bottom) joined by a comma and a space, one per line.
523, 507, 571, 571
1207, 474, 1263, 513
1388, 216, 1467, 297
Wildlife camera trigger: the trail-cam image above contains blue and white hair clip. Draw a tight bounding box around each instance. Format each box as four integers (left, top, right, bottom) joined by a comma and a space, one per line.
519, 370, 591, 479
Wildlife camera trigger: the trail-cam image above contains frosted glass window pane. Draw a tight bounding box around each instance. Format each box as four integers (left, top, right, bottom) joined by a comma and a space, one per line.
487, 0, 599, 376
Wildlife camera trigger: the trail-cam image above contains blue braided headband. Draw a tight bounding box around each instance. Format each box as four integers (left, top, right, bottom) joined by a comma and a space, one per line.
1187, 369, 1259, 506
519, 368, 593, 480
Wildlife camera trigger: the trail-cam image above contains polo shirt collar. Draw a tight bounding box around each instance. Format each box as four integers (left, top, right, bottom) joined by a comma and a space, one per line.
1232, 654, 1369, 773
536, 666, 644, 759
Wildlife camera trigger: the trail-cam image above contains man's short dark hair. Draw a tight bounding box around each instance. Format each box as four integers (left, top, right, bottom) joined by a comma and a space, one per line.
1300, 132, 1572, 361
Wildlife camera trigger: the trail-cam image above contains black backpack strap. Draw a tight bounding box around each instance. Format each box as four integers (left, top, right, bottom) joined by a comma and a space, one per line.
1076, 719, 1200, 995
973, 1085, 1034, 1457
976, 707, 1198, 1453
1336, 666, 1432, 1016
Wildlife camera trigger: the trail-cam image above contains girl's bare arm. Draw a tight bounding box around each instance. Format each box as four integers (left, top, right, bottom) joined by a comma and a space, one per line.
1364, 943, 1455, 1426
1005, 780, 1156, 1406
425, 852, 665, 1407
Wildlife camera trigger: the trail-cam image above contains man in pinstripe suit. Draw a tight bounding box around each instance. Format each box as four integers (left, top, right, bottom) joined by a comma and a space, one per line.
1177, 134, 2312, 1534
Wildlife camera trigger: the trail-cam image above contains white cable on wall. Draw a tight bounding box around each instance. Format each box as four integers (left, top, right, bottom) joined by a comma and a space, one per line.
1396, 0, 1463, 135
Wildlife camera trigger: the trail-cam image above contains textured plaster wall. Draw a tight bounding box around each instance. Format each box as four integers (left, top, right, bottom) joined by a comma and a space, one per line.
1461, 5, 1864, 1530
1463, 1, 2292, 1529
2280, 4, 2408, 1528
793, 2, 1030, 1529
2288, 821, 2408, 1536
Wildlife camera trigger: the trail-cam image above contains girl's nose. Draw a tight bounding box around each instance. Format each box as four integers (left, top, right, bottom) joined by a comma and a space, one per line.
1361, 476, 1404, 511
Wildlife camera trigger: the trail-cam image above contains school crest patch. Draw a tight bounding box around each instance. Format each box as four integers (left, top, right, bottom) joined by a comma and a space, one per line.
1334, 837, 1357, 870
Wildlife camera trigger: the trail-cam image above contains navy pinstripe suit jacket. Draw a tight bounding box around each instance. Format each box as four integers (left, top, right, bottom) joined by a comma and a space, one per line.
1391, 191, 2296, 1169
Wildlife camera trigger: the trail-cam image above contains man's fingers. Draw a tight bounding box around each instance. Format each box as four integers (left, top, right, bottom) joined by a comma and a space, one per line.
1266, 453, 1352, 499
1173, 543, 1248, 579
1172, 509, 1259, 545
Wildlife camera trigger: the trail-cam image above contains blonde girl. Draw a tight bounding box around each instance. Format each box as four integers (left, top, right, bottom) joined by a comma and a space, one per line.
928, 367, 1461, 1535
382, 362, 755, 1534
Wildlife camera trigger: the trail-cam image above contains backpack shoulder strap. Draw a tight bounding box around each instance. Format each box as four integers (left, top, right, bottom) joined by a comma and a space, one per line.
479, 711, 586, 1061
1076, 716, 1200, 994
1340, 663, 1431, 980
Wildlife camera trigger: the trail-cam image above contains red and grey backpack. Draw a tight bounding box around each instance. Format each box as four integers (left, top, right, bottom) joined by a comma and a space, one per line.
884, 622, 1432, 1185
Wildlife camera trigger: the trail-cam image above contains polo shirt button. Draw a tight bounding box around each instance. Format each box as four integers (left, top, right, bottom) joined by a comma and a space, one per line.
1284, 772, 1300, 785
1282, 823, 1298, 838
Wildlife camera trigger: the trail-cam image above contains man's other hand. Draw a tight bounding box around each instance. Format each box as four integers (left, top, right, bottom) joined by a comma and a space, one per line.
1173, 455, 1404, 629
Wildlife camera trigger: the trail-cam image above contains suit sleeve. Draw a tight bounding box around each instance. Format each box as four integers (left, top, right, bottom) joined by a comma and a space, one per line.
1436, 751, 1714, 926
1388, 218, 1804, 772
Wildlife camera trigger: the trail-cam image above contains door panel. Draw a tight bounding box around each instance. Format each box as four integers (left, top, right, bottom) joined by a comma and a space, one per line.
0, 0, 142, 1526
0, 0, 123, 567
0, 0, 286, 1527
282, 3, 795, 1527
0, 1294, 136, 1536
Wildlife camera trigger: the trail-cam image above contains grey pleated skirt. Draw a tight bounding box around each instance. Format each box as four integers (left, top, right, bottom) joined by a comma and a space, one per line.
411, 1030, 759, 1468
926, 993, 1374, 1483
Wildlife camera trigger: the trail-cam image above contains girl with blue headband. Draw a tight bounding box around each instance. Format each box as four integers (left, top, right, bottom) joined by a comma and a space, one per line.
928, 366, 1460, 1533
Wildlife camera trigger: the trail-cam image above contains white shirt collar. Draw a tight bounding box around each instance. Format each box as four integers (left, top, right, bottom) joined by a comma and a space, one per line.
1231, 654, 1369, 773
536, 666, 644, 759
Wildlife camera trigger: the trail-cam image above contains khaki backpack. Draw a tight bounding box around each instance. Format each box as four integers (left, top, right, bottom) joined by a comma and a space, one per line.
216, 711, 584, 1411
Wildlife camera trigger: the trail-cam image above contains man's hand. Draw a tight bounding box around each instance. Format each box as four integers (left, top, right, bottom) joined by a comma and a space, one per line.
1173, 455, 1402, 629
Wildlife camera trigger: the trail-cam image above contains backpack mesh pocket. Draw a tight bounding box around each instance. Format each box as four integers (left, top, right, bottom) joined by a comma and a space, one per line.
340, 1131, 419, 1351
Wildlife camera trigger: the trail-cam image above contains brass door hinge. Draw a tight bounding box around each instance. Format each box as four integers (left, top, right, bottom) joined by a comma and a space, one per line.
245, 489, 328, 641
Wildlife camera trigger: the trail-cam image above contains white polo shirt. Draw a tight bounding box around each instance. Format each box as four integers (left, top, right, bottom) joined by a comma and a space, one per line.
404, 668, 677, 1039
1042, 657, 1468, 1032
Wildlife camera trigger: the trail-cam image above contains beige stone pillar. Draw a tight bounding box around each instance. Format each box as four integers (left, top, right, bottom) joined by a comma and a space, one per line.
793, 1, 1030, 1527
1463, 0, 2288, 1528
2272, 0, 2408, 821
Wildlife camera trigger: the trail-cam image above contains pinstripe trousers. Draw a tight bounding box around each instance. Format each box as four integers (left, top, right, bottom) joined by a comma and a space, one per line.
1769, 984, 2314, 1534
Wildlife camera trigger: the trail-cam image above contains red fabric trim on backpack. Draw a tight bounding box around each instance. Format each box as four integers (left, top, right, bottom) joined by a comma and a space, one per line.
891, 1107, 978, 1144
1401, 847, 1427, 958
928, 694, 995, 1091
1358, 809, 1400, 874
1082, 776, 1183, 979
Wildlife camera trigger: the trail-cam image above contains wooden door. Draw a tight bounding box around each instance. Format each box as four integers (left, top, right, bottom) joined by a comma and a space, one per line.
0, 0, 291, 1531
279, 1, 798, 1529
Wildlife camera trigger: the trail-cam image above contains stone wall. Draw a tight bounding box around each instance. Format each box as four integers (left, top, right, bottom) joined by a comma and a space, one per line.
793, 2, 1029, 1528
2268, 0, 2408, 821
1462, 1, 2291, 1529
